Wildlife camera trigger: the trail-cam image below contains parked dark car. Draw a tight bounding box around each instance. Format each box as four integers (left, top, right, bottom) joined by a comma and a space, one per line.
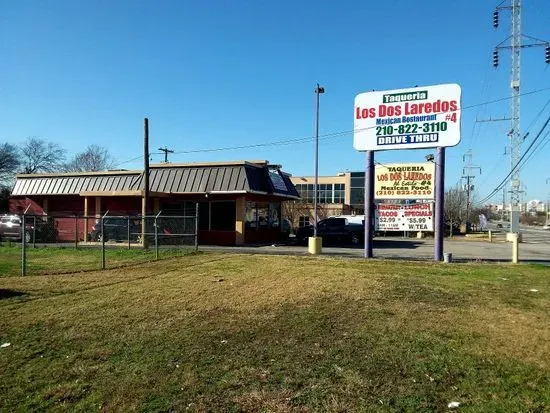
295, 217, 364, 246
88, 217, 142, 242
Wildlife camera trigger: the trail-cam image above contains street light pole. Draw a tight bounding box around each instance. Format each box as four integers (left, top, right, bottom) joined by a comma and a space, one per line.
313, 83, 325, 237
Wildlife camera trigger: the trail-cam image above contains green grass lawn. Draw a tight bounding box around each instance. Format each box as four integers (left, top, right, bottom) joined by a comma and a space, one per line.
0, 244, 195, 276
0, 254, 549, 412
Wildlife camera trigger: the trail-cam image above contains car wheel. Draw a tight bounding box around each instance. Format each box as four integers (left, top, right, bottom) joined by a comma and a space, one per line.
350, 233, 361, 245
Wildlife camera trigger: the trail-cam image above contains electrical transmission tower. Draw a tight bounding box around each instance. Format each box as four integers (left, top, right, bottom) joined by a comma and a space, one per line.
492, 0, 549, 233
462, 150, 482, 232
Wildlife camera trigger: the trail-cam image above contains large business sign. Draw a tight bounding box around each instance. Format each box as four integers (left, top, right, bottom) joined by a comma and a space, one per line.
375, 162, 434, 200
376, 203, 434, 231
354, 83, 461, 151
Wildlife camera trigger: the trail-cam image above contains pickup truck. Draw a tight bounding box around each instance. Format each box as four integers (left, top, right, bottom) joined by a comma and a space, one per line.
295, 217, 364, 246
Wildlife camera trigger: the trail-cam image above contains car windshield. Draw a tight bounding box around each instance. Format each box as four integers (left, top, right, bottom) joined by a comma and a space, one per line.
105, 218, 126, 224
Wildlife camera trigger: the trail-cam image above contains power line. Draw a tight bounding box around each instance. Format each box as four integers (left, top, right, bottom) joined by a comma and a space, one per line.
475, 98, 550, 188
167, 86, 550, 156
479, 112, 550, 203
112, 86, 550, 168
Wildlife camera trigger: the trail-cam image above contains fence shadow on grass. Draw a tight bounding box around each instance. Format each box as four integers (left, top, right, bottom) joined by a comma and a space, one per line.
0, 289, 26, 300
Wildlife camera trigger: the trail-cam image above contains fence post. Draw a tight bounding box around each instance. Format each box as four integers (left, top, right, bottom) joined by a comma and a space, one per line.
195, 202, 199, 252
127, 216, 131, 250
21, 214, 27, 276
101, 216, 106, 270
154, 216, 159, 260
74, 216, 78, 249
32, 216, 36, 248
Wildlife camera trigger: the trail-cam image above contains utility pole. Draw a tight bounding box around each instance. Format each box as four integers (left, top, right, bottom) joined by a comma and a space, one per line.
158, 146, 174, 163
142, 118, 150, 249
546, 178, 550, 226
501, 187, 506, 224
492, 0, 550, 233
461, 149, 482, 233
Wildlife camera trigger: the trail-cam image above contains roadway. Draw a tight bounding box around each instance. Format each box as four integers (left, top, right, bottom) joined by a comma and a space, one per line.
519, 225, 550, 244
200, 235, 550, 264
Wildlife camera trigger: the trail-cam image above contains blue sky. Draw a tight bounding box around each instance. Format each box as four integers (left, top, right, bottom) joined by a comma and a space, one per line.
1, 0, 549, 201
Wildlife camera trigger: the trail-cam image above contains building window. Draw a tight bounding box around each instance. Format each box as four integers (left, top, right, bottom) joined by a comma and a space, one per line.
198, 201, 236, 231
317, 183, 330, 204
350, 173, 365, 207
306, 184, 314, 202
299, 216, 310, 227
161, 201, 196, 216
297, 182, 345, 204
334, 184, 345, 203
269, 203, 281, 228
246, 202, 281, 229
198, 202, 210, 230
210, 201, 236, 231
245, 202, 258, 229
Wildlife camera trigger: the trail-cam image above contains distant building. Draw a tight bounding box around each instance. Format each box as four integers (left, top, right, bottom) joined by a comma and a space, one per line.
484, 201, 547, 214
526, 199, 546, 213
285, 172, 366, 228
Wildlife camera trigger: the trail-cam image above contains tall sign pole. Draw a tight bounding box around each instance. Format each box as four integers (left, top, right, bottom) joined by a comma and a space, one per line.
313, 84, 325, 238
434, 147, 445, 261
309, 84, 325, 255
364, 151, 375, 258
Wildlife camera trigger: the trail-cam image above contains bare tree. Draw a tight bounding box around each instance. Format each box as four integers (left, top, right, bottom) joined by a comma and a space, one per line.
20, 137, 65, 174
282, 198, 312, 229
445, 185, 466, 222
0, 143, 19, 182
64, 144, 116, 172
0, 185, 11, 213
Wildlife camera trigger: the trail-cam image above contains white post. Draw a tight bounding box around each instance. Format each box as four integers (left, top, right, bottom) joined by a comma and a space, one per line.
511, 233, 519, 264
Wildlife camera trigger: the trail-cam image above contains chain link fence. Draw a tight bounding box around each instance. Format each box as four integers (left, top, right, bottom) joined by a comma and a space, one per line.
1, 209, 198, 276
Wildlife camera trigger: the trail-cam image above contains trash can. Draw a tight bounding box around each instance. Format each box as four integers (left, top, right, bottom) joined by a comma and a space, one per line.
443, 252, 453, 263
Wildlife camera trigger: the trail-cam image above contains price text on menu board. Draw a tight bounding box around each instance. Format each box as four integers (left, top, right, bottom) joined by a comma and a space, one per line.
376, 203, 434, 231
354, 84, 461, 151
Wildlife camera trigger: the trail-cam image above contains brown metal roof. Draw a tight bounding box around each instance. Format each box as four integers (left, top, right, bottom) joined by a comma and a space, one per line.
11, 163, 299, 199
11, 173, 141, 196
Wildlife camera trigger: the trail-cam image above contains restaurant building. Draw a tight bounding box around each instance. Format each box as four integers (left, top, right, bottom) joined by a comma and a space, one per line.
9, 160, 299, 246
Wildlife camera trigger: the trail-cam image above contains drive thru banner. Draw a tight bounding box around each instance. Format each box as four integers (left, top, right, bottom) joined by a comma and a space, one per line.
376, 203, 434, 231
375, 162, 434, 200
354, 83, 462, 151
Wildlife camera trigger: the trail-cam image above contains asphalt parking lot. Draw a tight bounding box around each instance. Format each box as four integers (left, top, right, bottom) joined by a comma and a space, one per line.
202, 234, 550, 264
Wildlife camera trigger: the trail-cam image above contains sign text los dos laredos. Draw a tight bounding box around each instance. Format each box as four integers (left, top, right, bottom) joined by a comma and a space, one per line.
353, 84, 461, 151
375, 162, 434, 200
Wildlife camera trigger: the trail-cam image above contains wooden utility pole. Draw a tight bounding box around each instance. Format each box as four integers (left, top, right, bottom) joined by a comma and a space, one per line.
158, 146, 174, 163
142, 118, 150, 249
